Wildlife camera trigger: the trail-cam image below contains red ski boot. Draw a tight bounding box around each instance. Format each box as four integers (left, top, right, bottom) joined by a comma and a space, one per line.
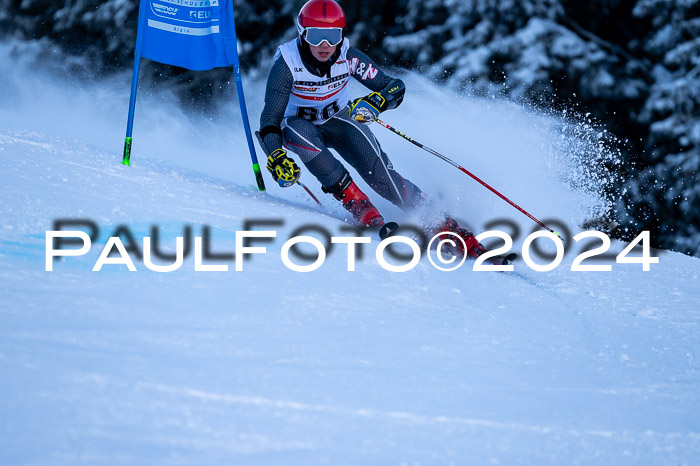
322, 173, 384, 228
433, 217, 487, 258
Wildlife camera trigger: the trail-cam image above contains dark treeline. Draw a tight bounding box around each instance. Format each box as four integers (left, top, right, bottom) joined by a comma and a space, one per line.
1, 0, 697, 256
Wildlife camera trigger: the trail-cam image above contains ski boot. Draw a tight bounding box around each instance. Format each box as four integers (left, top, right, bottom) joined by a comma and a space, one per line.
432, 217, 487, 258
322, 173, 384, 228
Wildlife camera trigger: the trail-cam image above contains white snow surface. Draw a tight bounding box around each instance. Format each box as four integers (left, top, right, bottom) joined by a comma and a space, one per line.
1, 48, 699, 465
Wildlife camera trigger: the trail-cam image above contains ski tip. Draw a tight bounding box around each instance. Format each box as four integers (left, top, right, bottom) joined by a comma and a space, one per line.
503, 253, 518, 266
488, 252, 518, 267
379, 221, 400, 240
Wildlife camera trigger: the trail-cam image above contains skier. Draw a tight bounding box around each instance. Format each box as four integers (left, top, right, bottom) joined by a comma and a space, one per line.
259, 0, 486, 258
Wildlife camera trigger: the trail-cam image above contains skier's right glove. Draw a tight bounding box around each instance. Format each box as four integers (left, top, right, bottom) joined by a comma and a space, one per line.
266, 148, 300, 187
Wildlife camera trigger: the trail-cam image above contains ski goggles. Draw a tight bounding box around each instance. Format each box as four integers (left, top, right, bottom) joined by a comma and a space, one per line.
302, 27, 344, 47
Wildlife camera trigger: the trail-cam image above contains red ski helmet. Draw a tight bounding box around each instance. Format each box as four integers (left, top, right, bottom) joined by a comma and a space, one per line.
297, 0, 347, 47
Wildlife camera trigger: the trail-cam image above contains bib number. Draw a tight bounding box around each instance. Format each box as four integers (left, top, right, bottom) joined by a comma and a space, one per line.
297, 101, 341, 122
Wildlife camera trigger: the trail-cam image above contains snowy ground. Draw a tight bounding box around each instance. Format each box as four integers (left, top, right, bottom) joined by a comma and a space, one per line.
1, 47, 699, 465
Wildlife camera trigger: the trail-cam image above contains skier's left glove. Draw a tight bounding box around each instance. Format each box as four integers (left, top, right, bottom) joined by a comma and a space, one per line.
266, 148, 300, 187
349, 92, 387, 124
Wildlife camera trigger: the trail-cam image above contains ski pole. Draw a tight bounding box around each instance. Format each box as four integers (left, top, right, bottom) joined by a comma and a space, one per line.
375, 118, 564, 242
295, 181, 322, 207
254, 131, 322, 207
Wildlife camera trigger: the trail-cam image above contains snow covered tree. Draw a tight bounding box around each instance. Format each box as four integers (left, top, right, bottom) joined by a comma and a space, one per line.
1, 0, 138, 74
379, 0, 649, 125
616, 0, 700, 255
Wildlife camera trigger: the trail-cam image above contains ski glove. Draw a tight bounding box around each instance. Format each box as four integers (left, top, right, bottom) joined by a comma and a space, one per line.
266, 148, 300, 187
349, 92, 387, 124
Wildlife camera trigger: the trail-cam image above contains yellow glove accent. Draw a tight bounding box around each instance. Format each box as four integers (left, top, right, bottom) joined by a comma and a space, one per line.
266, 148, 300, 187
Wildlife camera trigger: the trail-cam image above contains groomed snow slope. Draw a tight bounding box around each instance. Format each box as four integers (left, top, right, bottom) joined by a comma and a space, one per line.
1, 50, 699, 465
